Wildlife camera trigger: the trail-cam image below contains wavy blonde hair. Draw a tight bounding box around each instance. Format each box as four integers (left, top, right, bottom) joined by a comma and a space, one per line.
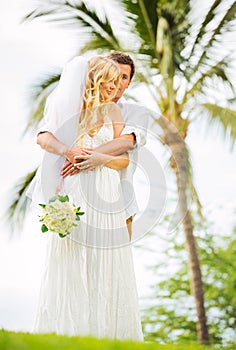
76, 56, 121, 145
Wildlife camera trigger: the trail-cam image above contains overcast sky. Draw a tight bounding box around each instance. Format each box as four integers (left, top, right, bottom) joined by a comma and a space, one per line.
0, 0, 236, 333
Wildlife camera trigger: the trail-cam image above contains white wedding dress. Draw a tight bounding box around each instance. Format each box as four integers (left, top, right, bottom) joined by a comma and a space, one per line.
33, 116, 143, 341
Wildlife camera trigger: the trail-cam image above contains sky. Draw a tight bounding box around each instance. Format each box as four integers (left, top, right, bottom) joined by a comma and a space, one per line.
0, 0, 236, 333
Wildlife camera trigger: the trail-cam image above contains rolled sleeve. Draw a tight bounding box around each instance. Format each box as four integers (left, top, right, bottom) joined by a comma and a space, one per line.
121, 125, 146, 147
36, 122, 53, 136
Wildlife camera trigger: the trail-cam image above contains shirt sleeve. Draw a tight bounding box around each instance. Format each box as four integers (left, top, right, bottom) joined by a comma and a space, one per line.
120, 125, 147, 147
120, 104, 153, 148
120, 103, 161, 148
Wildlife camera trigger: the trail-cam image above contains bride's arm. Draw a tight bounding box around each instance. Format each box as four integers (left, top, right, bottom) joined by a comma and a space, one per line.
98, 103, 129, 169
108, 102, 125, 138
105, 153, 129, 170
75, 151, 129, 171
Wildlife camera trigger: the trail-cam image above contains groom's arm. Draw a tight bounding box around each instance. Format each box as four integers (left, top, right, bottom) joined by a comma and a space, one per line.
37, 131, 91, 173
94, 133, 135, 155
37, 131, 69, 157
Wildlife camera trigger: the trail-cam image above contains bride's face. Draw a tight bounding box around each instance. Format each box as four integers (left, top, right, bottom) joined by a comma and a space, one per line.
100, 80, 117, 101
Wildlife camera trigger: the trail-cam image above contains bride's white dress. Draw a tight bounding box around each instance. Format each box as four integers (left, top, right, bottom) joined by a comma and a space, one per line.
33, 117, 143, 341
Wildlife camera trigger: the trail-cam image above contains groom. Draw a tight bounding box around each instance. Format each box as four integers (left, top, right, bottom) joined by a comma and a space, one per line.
37, 51, 155, 239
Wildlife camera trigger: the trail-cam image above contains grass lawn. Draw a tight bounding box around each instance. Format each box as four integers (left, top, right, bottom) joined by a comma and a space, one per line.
0, 329, 223, 350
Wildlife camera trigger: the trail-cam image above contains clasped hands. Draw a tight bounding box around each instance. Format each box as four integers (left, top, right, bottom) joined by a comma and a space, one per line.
61, 147, 107, 178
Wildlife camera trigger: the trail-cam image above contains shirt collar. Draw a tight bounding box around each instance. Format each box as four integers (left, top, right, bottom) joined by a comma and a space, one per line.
117, 97, 126, 108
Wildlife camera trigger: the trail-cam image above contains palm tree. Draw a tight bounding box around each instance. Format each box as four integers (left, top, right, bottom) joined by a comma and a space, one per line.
9, 0, 236, 345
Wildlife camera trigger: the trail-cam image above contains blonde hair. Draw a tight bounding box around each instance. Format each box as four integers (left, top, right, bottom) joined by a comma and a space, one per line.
76, 56, 121, 145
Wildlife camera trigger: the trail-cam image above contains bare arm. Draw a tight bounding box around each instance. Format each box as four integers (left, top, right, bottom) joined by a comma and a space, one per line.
37, 132, 69, 156
37, 131, 91, 168
105, 153, 129, 169
75, 151, 129, 171
94, 133, 135, 156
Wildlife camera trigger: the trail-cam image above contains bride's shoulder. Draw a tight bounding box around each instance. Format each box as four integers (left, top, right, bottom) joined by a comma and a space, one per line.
106, 102, 123, 122
106, 101, 120, 111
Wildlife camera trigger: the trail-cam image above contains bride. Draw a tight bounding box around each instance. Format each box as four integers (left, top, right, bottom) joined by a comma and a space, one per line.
27, 55, 143, 341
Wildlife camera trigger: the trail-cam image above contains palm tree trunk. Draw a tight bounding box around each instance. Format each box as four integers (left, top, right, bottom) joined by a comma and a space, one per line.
159, 116, 210, 345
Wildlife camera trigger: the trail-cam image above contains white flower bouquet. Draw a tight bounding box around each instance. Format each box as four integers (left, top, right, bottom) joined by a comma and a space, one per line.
39, 194, 84, 238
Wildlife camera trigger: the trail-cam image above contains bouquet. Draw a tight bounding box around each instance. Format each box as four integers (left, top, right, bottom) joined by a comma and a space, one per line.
39, 194, 84, 238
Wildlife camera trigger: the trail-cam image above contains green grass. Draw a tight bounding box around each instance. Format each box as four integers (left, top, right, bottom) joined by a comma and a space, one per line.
0, 329, 218, 350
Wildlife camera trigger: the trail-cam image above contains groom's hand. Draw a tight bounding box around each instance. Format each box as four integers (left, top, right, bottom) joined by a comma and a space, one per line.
61, 147, 93, 177
61, 160, 79, 177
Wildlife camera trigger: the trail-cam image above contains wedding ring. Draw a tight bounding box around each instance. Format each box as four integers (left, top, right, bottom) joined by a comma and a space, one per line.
71, 167, 75, 171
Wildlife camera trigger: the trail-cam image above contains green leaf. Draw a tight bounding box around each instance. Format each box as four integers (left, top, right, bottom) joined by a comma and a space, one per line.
49, 196, 57, 203
5, 168, 37, 235
57, 194, 69, 202
24, 71, 60, 133
190, 1, 236, 75
122, 0, 158, 57
38, 203, 46, 208
24, 1, 121, 53
41, 224, 48, 233
187, 0, 222, 61
200, 103, 236, 148
76, 210, 85, 221
59, 233, 67, 238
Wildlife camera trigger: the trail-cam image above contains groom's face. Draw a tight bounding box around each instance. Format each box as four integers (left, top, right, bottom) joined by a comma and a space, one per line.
112, 64, 131, 103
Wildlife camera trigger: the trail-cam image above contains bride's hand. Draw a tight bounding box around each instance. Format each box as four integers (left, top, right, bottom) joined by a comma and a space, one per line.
75, 151, 108, 171
61, 147, 93, 177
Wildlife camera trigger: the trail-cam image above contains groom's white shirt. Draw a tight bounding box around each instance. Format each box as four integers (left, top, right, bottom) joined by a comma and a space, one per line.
117, 99, 151, 218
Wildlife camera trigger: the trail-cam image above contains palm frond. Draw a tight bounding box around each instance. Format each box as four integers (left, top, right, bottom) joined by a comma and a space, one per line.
184, 57, 234, 102
4, 169, 37, 235
190, 1, 236, 74
187, 0, 222, 61
134, 69, 161, 102
121, 0, 158, 57
79, 34, 117, 54
25, 71, 61, 132
200, 103, 236, 148
24, 1, 121, 52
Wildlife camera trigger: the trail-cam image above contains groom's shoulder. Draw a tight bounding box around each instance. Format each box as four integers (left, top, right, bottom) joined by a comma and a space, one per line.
120, 101, 160, 120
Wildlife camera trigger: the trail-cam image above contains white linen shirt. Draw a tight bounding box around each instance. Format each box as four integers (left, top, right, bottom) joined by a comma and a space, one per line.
117, 100, 157, 218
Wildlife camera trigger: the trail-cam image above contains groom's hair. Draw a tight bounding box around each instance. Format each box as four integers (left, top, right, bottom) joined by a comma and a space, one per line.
106, 51, 135, 81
